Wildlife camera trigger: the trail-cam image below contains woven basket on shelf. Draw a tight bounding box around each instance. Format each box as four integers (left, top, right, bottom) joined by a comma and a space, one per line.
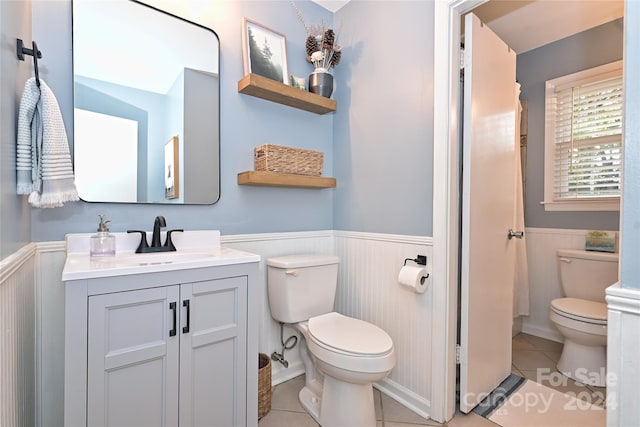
258, 353, 272, 419
254, 144, 323, 176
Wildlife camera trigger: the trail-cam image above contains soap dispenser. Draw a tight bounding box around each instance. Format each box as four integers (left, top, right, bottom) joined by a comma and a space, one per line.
90, 215, 116, 257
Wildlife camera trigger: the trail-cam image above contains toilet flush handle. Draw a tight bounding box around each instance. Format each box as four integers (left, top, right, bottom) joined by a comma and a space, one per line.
559, 257, 572, 263
285, 269, 299, 276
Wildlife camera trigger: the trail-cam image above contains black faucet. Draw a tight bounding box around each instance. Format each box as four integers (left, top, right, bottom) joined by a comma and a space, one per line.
151, 216, 166, 248
127, 216, 184, 253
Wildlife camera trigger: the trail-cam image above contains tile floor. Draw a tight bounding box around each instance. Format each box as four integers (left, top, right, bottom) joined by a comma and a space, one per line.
259, 332, 605, 426
511, 333, 606, 408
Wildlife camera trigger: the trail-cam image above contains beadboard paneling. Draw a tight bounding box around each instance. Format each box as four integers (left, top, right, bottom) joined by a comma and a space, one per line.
606, 284, 640, 426
334, 231, 433, 417
0, 244, 36, 427
35, 227, 600, 422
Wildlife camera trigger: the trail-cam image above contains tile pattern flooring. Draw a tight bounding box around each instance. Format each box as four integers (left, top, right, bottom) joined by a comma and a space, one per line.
511, 333, 606, 408
259, 333, 606, 426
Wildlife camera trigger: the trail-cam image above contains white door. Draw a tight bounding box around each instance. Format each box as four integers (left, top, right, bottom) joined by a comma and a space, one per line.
87, 286, 180, 426
179, 277, 248, 427
459, 13, 518, 413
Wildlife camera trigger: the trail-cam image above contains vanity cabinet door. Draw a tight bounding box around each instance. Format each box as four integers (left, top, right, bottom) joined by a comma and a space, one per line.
87, 286, 180, 427
179, 276, 248, 427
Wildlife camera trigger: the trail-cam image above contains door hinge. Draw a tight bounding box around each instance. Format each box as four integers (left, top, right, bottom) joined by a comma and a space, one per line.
456, 344, 461, 365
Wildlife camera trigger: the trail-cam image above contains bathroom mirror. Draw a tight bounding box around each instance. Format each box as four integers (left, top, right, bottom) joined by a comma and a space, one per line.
72, 0, 220, 204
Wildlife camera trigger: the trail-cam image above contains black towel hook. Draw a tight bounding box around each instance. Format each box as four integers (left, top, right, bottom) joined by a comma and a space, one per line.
17, 39, 42, 87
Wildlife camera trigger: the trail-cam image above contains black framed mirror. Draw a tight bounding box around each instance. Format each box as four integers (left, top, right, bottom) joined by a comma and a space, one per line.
72, 0, 220, 204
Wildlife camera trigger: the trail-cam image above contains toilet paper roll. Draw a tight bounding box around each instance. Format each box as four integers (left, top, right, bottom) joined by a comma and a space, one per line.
398, 265, 428, 294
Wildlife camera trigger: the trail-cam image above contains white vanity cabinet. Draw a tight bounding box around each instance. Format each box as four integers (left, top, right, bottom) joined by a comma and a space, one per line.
87, 285, 181, 426
86, 276, 247, 426
62, 233, 259, 427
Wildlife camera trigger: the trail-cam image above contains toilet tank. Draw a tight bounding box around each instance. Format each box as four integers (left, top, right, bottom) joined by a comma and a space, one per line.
557, 249, 618, 302
266, 254, 340, 324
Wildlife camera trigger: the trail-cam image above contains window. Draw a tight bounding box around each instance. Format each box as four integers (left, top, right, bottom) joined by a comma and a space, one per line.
544, 60, 623, 211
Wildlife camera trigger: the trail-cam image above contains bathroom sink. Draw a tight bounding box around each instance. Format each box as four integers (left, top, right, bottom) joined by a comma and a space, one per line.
115, 251, 215, 266
62, 230, 260, 280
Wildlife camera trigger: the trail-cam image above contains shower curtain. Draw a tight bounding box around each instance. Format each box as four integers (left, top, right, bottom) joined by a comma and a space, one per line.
513, 83, 530, 317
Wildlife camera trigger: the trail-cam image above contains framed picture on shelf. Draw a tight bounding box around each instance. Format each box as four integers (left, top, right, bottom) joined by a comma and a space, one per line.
164, 136, 179, 199
242, 18, 289, 84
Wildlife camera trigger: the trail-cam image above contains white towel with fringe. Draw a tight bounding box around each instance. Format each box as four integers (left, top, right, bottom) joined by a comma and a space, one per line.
16, 77, 79, 208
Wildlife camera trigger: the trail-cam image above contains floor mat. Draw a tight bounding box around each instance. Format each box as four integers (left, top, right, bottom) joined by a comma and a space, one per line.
486, 379, 605, 427
472, 373, 527, 418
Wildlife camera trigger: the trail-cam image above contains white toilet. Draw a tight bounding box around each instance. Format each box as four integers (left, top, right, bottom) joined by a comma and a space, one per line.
267, 254, 395, 427
549, 249, 618, 387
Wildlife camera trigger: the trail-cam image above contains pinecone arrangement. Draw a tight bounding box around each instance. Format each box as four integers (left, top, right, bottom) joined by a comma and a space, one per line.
304, 28, 341, 69
293, 2, 342, 70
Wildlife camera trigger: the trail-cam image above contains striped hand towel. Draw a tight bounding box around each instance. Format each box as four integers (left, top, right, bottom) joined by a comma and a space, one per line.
16, 77, 79, 208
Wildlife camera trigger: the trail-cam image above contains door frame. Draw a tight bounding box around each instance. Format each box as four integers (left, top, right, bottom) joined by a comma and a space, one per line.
431, 0, 489, 422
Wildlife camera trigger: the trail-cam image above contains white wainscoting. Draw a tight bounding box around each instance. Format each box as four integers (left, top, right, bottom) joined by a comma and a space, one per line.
334, 231, 433, 418
606, 283, 640, 426
522, 227, 617, 342
26, 227, 627, 423
0, 243, 36, 427
33, 227, 613, 424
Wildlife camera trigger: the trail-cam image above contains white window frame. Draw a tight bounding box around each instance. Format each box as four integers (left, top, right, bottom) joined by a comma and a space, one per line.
543, 60, 623, 211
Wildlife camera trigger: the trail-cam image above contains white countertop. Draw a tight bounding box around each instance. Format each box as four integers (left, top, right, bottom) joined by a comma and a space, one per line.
62, 230, 260, 281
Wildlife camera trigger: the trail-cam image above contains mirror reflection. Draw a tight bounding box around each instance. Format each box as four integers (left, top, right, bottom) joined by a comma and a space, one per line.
73, 0, 220, 204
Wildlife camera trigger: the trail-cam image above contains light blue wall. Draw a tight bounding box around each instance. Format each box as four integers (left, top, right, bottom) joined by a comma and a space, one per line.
30, 0, 335, 242
333, 1, 434, 236
183, 68, 220, 204
517, 19, 623, 231
1, 0, 32, 259
621, 2, 640, 290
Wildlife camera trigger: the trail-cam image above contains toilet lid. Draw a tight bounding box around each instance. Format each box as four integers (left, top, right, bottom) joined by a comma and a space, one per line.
551, 298, 607, 323
308, 312, 393, 356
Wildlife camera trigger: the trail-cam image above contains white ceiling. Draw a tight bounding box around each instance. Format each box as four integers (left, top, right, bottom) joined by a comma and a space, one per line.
471, 0, 624, 53
311, 0, 350, 12
312, 0, 624, 54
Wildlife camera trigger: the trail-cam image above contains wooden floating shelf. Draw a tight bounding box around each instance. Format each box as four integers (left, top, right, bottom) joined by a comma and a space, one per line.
237, 171, 336, 189
238, 74, 337, 115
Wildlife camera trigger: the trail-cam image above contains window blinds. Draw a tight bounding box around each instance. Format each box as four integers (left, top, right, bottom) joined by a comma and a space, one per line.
553, 75, 623, 200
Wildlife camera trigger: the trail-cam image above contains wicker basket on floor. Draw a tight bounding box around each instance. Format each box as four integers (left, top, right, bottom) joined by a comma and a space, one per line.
258, 353, 272, 419
254, 144, 323, 176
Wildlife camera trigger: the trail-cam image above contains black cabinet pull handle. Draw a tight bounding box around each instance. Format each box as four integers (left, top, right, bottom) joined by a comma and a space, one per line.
169, 302, 176, 337
182, 299, 190, 333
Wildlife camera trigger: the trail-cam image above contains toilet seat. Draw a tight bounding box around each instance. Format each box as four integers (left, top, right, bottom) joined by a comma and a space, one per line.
303, 312, 395, 374
550, 297, 607, 325
308, 312, 393, 356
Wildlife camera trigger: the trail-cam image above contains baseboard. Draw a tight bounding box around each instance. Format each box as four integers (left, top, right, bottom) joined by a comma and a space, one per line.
521, 323, 564, 343
374, 377, 432, 421
512, 317, 523, 337
271, 361, 304, 386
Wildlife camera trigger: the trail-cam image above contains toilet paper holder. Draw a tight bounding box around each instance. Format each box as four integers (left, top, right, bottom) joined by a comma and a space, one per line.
404, 254, 427, 266
403, 255, 429, 279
